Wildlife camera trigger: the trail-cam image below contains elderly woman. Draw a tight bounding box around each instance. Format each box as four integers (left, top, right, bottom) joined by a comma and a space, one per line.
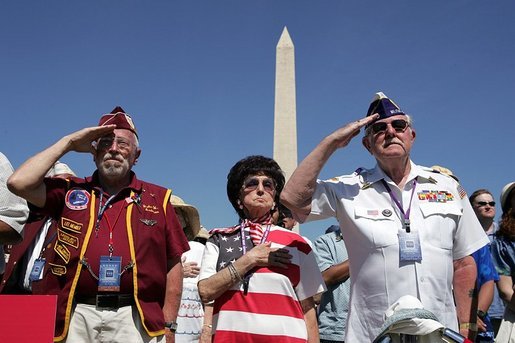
198, 155, 325, 342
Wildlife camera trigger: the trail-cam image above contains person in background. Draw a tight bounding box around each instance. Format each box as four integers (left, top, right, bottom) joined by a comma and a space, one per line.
276, 203, 298, 230
469, 189, 505, 338
492, 182, 515, 341
7, 107, 189, 343
170, 194, 206, 343
198, 155, 325, 342
0, 152, 29, 276
0, 161, 75, 294
432, 168, 499, 342
313, 224, 350, 343
281, 92, 489, 342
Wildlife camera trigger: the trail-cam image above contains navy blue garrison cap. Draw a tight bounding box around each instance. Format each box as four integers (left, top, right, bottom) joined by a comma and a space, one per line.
365, 92, 406, 127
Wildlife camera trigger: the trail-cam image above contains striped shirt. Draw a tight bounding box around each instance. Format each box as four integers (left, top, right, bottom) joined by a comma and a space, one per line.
199, 225, 325, 342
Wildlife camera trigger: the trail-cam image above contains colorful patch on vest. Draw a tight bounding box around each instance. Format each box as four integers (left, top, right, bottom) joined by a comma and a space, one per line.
49, 263, 67, 276
61, 217, 83, 233
57, 229, 79, 249
143, 204, 160, 214
418, 190, 454, 203
54, 242, 71, 264
65, 188, 90, 210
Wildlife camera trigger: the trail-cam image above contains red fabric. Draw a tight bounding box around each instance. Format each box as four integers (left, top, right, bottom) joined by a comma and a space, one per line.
0, 217, 52, 294
32, 172, 189, 341
214, 331, 307, 343
98, 107, 138, 137
215, 290, 303, 318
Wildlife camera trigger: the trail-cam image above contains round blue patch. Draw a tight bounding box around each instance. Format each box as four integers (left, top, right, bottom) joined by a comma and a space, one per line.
65, 188, 90, 210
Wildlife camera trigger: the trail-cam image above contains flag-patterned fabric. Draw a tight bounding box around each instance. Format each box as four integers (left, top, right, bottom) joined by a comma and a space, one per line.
199, 225, 325, 342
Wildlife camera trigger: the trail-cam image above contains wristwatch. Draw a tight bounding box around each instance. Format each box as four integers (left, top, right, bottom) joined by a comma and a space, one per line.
477, 310, 487, 319
164, 321, 178, 332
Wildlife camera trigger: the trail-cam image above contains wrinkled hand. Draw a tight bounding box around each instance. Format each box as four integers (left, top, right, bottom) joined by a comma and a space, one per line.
246, 242, 292, 269
183, 261, 200, 278
65, 125, 116, 154
329, 114, 379, 149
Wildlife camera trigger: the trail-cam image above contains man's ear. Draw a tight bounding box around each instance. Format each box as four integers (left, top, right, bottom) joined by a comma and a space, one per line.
362, 136, 372, 154
134, 148, 142, 165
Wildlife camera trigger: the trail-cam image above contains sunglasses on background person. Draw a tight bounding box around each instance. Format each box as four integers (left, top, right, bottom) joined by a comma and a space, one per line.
475, 201, 496, 207
242, 177, 276, 193
370, 119, 410, 135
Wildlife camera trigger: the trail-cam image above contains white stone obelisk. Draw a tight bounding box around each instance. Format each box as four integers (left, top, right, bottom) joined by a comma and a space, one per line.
273, 27, 299, 233
273, 27, 297, 183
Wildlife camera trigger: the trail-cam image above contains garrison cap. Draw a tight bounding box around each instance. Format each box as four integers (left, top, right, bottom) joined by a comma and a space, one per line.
365, 92, 406, 128
98, 106, 138, 138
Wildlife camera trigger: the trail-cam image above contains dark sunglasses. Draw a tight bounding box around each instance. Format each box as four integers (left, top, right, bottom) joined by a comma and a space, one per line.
370, 119, 409, 135
242, 177, 276, 193
476, 201, 496, 207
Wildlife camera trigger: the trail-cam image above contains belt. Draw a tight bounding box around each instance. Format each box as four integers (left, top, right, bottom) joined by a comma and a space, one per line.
75, 294, 134, 310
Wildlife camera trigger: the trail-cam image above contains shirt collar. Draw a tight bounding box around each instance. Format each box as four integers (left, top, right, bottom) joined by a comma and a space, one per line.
365, 161, 436, 186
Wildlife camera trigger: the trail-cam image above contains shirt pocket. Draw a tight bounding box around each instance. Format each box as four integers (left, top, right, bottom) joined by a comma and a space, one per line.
418, 202, 462, 250
354, 206, 397, 247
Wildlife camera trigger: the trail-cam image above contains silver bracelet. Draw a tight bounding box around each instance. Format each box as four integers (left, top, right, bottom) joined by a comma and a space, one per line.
228, 262, 242, 282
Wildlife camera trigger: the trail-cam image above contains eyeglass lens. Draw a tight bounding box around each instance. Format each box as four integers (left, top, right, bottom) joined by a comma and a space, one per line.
371, 119, 409, 134
243, 178, 275, 192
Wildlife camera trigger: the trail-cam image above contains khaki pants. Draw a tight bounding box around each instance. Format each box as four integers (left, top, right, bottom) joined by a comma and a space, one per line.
65, 303, 165, 343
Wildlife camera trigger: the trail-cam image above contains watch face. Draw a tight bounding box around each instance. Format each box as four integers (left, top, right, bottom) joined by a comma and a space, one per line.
165, 322, 178, 331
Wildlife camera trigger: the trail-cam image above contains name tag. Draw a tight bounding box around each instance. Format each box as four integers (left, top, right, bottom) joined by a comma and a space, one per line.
398, 231, 422, 262
29, 258, 46, 281
98, 256, 121, 292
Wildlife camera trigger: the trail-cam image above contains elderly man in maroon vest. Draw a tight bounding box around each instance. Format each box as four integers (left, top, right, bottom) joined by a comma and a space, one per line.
8, 107, 189, 343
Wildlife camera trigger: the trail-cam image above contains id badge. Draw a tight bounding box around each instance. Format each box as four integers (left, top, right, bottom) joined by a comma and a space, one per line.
29, 258, 46, 281
398, 231, 422, 262
98, 256, 121, 292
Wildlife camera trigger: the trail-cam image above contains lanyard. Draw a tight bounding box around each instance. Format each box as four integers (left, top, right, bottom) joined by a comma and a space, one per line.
381, 178, 418, 233
96, 191, 126, 257
240, 222, 271, 255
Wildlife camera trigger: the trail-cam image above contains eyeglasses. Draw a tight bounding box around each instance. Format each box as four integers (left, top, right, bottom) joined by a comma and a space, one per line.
475, 201, 496, 207
370, 119, 410, 135
97, 137, 132, 151
242, 177, 276, 193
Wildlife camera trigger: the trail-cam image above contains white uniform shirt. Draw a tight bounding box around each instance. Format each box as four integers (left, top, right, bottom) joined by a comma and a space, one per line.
307, 161, 489, 342
0, 152, 29, 274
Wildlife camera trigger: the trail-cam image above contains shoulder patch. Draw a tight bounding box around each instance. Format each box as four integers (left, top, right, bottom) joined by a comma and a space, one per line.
65, 188, 90, 210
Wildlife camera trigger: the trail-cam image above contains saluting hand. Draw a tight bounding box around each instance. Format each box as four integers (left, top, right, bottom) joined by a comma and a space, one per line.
63, 125, 116, 154
328, 113, 379, 150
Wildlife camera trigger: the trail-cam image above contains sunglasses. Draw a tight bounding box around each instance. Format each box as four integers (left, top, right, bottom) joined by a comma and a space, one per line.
475, 201, 496, 207
370, 119, 409, 135
242, 177, 276, 193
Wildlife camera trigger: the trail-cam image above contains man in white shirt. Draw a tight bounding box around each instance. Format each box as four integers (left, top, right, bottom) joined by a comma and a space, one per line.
281, 92, 489, 342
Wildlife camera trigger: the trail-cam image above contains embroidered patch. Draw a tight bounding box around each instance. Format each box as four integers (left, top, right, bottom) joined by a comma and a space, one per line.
457, 184, 467, 199
49, 263, 67, 276
417, 190, 454, 203
143, 204, 159, 214
367, 209, 379, 216
57, 229, 79, 248
65, 188, 90, 210
61, 217, 83, 233
54, 242, 71, 263
140, 219, 157, 227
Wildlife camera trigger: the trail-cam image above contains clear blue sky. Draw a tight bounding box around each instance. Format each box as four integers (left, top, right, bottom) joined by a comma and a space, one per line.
1, 1, 514, 242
